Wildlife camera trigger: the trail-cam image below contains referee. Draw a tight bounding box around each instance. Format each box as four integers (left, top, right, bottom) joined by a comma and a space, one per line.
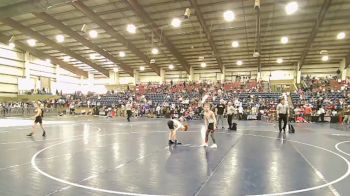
276, 99, 289, 132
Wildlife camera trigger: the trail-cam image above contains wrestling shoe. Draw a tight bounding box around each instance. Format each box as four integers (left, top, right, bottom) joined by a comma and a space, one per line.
210, 144, 218, 148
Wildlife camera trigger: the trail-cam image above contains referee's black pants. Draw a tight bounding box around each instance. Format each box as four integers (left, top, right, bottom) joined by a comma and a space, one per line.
278, 113, 287, 132
127, 110, 132, 122
227, 114, 233, 129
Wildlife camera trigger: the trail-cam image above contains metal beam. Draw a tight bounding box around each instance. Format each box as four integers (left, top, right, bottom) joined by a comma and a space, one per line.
255, 2, 261, 75
125, 0, 190, 74
0, 33, 88, 77
0, 0, 71, 19
188, 0, 223, 73
298, 0, 333, 70
33, 12, 134, 77
0, 18, 110, 76
72, 1, 161, 76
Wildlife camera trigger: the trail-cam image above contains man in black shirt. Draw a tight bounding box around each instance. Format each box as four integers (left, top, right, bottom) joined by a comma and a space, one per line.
216, 100, 225, 129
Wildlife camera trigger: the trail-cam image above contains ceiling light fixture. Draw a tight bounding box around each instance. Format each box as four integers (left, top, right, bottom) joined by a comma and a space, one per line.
285, 2, 298, 15
281, 36, 289, 44
236, 60, 243, 66
277, 58, 283, 64
27, 39, 36, 47
56, 34, 64, 43
231, 41, 239, 48
151, 48, 159, 55
171, 18, 181, 28
223, 10, 235, 22
119, 51, 126, 57
88, 30, 98, 38
140, 66, 145, 71
169, 64, 174, 70
321, 55, 329, 62
337, 32, 346, 40
127, 24, 137, 34
201, 62, 207, 68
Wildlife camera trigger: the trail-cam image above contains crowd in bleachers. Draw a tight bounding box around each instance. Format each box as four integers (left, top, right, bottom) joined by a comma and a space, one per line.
84, 81, 279, 120
290, 76, 350, 124
3, 77, 350, 127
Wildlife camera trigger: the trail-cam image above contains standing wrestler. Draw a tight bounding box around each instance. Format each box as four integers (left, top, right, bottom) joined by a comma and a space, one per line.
27, 102, 46, 137
202, 103, 217, 148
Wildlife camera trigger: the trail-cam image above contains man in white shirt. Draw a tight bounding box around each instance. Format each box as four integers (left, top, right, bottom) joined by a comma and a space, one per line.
126, 102, 132, 122
318, 106, 326, 122
276, 99, 289, 132
226, 102, 236, 130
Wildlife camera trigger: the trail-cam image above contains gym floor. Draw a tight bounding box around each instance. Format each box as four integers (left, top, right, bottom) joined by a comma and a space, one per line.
1, 117, 350, 196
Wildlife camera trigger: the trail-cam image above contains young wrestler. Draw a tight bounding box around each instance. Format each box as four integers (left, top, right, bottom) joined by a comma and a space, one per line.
27, 103, 46, 137
202, 103, 217, 148
167, 117, 185, 145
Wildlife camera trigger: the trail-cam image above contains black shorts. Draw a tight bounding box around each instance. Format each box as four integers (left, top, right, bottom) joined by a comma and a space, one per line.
208, 123, 214, 130
34, 116, 42, 124
167, 120, 174, 130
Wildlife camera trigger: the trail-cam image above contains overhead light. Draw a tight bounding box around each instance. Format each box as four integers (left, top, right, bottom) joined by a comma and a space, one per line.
127, 24, 136, 34
281, 36, 288, 44
8, 42, 15, 49
45, 59, 51, 64
119, 51, 126, 57
88, 30, 98, 38
140, 66, 145, 71
151, 48, 159, 55
27, 39, 36, 47
285, 2, 298, 15
236, 60, 243, 66
337, 32, 346, 40
277, 58, 283, 64
322, 55, 329, 61
89, 53, 97, 60
169, 64, 174, 70
55, 34, 64, 43
113, 68, 119, 72
150, 59, 156, 64
223, 10, 235, 22
231, 41, 239, 48
63, 56, 70, 62
171, 18, 181, 28
201, 62, 207, 68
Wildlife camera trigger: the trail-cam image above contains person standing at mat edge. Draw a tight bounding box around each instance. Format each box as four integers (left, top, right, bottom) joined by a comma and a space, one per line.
203, 103, 217, 148
226, 101, 235, 130
27, 102, 46, 137
216, 100, 225, 129
276, 99, 289, 132
126, 101, 132, 122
